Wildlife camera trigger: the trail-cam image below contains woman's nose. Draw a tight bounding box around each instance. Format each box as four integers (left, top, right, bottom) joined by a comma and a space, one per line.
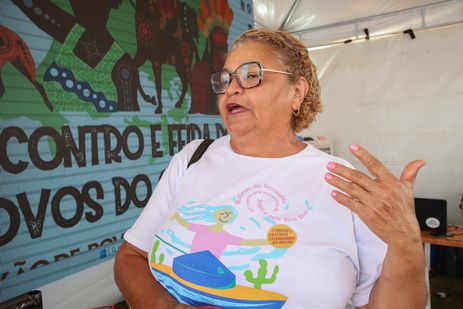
225, 75, 243, 95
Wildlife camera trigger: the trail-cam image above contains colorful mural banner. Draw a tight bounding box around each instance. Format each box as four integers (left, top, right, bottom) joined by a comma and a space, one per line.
0, 0, 254, 300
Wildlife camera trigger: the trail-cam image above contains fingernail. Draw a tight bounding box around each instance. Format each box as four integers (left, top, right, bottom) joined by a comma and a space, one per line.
331, 190, 338, 197
327, 162, 336, 170
325, 173, 333, 180
350, 144, 359, 152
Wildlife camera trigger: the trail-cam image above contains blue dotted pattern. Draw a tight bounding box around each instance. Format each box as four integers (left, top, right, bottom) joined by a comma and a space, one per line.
44, 61, 117, 112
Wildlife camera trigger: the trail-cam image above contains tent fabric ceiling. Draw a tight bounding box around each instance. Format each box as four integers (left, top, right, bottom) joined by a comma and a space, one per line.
253, 0, 463, 47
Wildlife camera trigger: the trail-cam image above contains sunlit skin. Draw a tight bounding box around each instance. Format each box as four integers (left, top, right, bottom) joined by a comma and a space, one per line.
217, 42, 309, 158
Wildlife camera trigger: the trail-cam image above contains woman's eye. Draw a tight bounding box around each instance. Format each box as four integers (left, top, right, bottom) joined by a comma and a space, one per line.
246, 73, 259, 79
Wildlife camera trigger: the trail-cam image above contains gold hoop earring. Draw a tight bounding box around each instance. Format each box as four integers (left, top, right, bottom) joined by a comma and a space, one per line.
292, 107, 301, 116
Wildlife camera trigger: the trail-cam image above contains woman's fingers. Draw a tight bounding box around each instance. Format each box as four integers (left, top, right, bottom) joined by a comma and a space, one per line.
330, 189, 364, 213
325, 171, 369, 203
400, 160, 426, 187
326, 145, 425, 246
349, 144, 395, 182
326, 161, 380, 194
325, 172, 391, 226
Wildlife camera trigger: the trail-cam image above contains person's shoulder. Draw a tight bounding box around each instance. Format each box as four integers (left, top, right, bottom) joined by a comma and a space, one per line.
176, 138, 207, 156
304, 144, 354, 168
175, 136, 227, 160
194, 135, 229, 153
207, 135, 229, 147
183, 138, 205, 152
168, 139, 204, 167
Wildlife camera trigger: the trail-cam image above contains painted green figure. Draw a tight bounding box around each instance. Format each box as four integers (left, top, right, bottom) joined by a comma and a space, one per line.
150, 239, 165, 265
244, 259, 279, 289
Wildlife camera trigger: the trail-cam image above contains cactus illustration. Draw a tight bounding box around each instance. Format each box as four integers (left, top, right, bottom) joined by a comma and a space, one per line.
150, 239, 165, 264
244, 259, 279, 289
158, 252, 165, 264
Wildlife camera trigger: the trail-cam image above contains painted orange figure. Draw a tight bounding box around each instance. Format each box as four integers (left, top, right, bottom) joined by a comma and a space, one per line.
0, 25, 54, 111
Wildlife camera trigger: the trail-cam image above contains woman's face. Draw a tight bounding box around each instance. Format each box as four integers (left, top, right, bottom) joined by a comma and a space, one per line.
217, 42, 297, 139
214, 208, 234, 224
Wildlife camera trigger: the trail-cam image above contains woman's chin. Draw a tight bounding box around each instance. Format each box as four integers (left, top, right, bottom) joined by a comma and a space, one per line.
226, 125, 255, 138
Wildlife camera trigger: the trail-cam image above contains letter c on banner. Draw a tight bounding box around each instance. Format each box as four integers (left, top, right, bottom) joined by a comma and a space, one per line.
29, 127, 64, 170
0, 127, 29, 174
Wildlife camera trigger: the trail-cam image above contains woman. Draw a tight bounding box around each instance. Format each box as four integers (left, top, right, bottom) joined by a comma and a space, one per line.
115, 29, 427, 309
172, 205, 269, 258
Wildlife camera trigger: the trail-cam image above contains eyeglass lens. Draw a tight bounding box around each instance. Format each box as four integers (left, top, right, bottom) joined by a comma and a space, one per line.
211, 62, 262, 94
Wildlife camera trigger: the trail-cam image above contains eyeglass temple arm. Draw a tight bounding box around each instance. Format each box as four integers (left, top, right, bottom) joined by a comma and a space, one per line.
261, 68, 293, 75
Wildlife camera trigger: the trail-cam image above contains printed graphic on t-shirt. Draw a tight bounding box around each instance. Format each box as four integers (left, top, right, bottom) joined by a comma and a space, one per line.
149, 184, 314, 308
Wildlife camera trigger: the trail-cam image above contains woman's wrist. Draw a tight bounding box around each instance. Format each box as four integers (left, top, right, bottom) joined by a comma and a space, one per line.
384, 240, 425, 277
388, 224, 422, 251
388, 238, 423, 257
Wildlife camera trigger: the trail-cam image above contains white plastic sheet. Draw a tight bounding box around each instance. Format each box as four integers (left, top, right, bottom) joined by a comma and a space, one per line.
254, 0, 440, 31
254, 0, 463, 47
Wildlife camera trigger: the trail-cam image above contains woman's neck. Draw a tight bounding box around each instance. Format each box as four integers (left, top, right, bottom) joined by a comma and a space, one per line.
210, 223, 225, 232
229, 130, 305, 158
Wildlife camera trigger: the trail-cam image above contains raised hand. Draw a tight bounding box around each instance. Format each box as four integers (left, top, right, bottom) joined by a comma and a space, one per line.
324, 144, 425, 248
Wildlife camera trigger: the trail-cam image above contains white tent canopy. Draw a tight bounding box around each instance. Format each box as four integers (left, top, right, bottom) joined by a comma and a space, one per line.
253, 0, 463, 48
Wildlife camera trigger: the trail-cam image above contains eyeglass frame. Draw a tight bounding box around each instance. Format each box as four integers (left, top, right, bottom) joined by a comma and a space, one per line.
210, 61, 294, 95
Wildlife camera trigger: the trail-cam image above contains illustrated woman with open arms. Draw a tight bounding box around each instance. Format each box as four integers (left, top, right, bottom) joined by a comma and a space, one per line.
172, 207, 268, 258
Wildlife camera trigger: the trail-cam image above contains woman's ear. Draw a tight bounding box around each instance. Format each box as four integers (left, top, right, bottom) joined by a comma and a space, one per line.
292, 76, 310, 110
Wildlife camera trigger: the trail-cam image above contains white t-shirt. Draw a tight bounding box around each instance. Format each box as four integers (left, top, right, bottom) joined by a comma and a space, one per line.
124, 135, 387, 309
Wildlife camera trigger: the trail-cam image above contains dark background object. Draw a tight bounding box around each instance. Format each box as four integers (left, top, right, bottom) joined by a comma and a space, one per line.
0, 290, 42, 309
432, 245, 463, 279
403, 28, 416, 39
415, 197, 448, 236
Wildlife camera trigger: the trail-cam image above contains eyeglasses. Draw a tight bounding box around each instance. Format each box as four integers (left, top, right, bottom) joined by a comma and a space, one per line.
210, 61, 293, 95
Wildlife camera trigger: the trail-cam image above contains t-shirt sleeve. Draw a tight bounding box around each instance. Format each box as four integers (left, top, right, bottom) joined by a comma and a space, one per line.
188, 223, 205, 232
225, 232, 242, 246
351, 213, 388, 307
123, 139, 203, 252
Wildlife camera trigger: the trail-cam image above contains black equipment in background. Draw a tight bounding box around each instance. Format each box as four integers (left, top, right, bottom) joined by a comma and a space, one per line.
414, 197, 449, 236
0, 290, 42, 309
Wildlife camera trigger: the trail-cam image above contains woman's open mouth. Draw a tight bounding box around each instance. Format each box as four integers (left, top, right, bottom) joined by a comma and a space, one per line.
226, 103, 247, 114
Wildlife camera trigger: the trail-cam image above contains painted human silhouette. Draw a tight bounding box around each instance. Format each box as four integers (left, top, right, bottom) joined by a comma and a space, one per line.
173, 206, 268, 258
0, 25, 54, 111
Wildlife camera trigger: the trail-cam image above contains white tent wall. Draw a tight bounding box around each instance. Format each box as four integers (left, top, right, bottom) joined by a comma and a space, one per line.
300, 23, 463, 224
37, 258, 120, 309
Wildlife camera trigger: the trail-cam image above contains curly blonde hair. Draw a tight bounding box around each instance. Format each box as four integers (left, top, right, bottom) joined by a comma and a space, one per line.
231, 29, 322, 132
